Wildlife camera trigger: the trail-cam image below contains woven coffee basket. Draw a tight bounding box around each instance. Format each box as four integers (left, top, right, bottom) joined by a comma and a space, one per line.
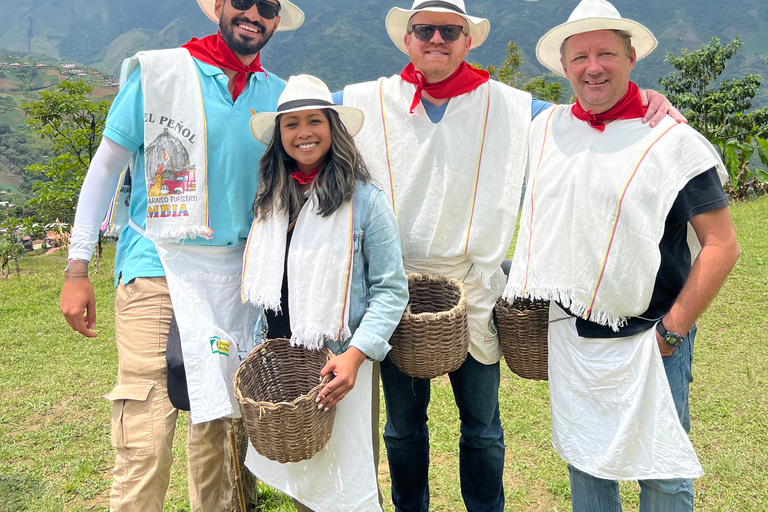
494, 298, 550, 381
234, 338, 336, 463
389, 274, 469, 379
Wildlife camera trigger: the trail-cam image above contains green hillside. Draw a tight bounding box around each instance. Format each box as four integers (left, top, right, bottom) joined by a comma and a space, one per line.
0, 0, 765, 101
0, 54, 118, 192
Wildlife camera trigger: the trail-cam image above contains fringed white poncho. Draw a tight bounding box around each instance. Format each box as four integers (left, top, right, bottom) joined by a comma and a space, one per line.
345, 76, 531, 363
504, 106, 725, 329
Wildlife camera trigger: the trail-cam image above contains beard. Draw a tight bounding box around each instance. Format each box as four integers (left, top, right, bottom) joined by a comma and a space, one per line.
219, 15, 276, 57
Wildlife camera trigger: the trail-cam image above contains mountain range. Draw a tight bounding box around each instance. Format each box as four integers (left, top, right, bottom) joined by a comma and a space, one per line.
0, 0, 767, 97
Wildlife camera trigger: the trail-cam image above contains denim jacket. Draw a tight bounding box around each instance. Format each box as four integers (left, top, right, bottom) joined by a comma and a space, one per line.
253, 182, 408, 360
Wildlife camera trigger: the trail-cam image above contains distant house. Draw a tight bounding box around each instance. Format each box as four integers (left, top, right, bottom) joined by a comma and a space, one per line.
21, 63, 30, 67
35, 64, 46, 69
62, 63, 76, 69
45, 230, 58, 247
9, 63, 20, 68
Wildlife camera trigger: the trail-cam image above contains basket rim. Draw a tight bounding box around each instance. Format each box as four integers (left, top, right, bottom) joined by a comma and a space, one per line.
402, 273, 468, 321
233, 339, 333, 411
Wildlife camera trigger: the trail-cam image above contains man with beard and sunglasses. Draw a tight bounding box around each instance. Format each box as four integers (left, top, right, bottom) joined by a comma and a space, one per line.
58, 1, 304, 510
334, 1, 684, 511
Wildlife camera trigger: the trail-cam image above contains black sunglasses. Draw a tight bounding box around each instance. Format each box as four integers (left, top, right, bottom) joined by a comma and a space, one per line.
230, 0, 281, 19
409, 24, 467, 42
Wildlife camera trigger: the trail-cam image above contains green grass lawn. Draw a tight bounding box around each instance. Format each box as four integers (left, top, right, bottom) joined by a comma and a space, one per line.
1, 196, 766, 511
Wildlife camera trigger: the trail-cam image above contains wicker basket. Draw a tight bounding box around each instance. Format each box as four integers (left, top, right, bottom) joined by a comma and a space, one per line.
494, 298, 550, 381
233, 338, 336, 463
389, 274, 469, 379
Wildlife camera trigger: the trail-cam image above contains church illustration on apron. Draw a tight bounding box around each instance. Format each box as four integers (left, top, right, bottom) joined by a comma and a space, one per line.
145, 128, 198, 198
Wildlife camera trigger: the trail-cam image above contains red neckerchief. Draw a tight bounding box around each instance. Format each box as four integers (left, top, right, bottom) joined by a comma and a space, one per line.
291, 166, 321, 185
571, 81, 647, 132
182, 32, 266, 102
400, 61, 490, 114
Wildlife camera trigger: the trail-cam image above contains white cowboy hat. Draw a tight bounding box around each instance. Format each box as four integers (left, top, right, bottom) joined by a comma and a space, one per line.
197, 0, 304, 32
536, 0, 657, 76
250, 75, 365, 144
385, 0, 490, 55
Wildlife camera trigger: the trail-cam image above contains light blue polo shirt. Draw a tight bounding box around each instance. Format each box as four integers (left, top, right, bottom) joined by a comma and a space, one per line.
103, 59, 286, 285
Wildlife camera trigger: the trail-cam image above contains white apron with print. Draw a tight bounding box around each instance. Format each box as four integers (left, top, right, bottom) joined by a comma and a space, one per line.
156, 243, 257, 425
548, 303, 703, 480
245, 360, 380, 512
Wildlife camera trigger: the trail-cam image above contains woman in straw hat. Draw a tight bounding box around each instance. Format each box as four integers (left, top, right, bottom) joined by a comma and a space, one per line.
240, 74, 408, 512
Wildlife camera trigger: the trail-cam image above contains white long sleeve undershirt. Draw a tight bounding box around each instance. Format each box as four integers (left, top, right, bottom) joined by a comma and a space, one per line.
67, 137, 134, 261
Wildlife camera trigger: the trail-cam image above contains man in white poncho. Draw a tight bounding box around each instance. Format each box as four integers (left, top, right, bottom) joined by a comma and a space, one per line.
503, 0, 740, 510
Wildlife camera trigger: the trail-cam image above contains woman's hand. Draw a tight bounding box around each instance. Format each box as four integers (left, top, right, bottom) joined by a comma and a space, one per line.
316, 346, 367, 411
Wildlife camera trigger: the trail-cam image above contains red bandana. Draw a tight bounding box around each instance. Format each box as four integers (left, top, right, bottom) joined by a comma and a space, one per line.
182, 33, 266, 102
400, 61, 490, 114
571, 81, 647, 132
291, 166, 321, 185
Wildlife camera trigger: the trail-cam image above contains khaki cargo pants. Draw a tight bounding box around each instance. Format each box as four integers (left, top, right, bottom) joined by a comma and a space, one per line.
105, 277, 234, 511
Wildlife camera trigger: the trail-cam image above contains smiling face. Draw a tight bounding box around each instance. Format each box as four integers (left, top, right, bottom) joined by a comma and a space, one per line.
278, 109, 333, 173
215, 0, 281, 63
404, 11, 472, 83
561, 30, 637, 114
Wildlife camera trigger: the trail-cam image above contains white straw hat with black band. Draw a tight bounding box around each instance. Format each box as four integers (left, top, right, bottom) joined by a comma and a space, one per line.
197, 0, 305, 32
386, 0, 490, 55
536, 0, 656, 77
250, 75, 365, 144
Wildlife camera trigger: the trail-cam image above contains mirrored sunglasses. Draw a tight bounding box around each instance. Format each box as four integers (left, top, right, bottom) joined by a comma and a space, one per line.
409, 24, 467, 42
230, 0, 281, 19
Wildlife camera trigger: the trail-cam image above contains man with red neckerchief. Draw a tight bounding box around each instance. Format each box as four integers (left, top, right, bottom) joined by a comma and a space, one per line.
336, 1, 682, 511
504, 0, 740, 510
58, 1, 303, 510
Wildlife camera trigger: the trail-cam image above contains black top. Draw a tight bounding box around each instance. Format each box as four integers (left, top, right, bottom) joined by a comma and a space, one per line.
575, 167, 728, 338
265, 228, 293, 339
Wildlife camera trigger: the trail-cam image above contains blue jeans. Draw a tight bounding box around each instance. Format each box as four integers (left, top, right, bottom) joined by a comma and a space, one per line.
380, 353, 505, 512
569, 325, 697, 512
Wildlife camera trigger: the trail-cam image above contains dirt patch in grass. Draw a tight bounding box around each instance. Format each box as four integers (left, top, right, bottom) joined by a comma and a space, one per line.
92, 87, 118, 99
0, 78, 18, 91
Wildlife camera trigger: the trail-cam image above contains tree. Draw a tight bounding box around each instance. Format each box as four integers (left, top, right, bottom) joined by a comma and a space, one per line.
659, 37, 768, 147
522, 78, 563, 104
22, 80, 111, 264
659, 37, 768, 198
22, 80, 110, 224
493, 41, 562, 103
0, 217, 42, 277
497, 41, 524, 87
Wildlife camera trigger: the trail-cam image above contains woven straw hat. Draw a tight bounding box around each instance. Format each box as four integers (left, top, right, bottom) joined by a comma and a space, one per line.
250, 75, 365, 144
386, 0, 490, 55
197, 0, 304, 31
536, 0, 656, 76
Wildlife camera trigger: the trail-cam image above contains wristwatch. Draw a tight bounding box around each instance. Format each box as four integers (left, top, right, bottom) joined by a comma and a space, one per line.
656, 320, 684, 349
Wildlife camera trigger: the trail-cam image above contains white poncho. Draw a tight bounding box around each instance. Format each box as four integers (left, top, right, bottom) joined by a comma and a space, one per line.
345, 76, 531, 364
504, 106, 724, 329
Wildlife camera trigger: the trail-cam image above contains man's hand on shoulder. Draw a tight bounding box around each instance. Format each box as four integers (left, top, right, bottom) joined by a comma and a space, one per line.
60, 259, 97, 338
639, 89, 687, 128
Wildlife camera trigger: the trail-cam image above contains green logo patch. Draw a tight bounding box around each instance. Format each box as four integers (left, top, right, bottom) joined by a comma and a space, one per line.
209, 336, 231, 357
